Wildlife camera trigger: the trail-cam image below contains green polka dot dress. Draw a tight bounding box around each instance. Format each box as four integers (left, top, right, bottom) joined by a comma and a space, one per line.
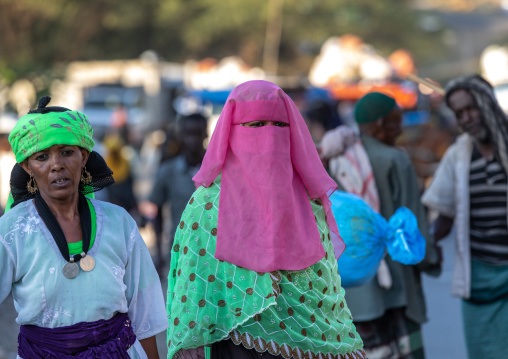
167, 175, 365, 359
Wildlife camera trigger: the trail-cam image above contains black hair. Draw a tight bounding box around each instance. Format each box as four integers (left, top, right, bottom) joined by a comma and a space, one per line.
177, 113, 208, 132
28, 96, 71, 114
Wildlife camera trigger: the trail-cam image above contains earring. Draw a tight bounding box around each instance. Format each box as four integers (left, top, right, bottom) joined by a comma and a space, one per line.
81, 167, 92, 185
27, 176, 38, 194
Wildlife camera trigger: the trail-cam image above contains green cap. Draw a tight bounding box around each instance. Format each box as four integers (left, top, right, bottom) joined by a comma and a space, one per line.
354, 92, 397, 124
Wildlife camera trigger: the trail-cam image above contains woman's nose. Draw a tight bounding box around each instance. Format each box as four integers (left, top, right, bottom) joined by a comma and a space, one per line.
459, 112, 471, 125
49, 155, 64, 171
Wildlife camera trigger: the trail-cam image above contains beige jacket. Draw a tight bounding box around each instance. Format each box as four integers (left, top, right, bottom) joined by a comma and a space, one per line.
421, 133, 508, 299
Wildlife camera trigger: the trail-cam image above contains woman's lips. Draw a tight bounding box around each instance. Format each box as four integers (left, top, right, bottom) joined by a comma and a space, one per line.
52, 178, 70, 186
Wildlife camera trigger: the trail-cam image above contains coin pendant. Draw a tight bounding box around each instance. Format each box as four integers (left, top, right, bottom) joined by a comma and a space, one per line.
80, 255, 95, 272
62, 262, 79, 279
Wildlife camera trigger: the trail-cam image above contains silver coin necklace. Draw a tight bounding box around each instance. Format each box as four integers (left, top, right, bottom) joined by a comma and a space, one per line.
34, 192, 94, 279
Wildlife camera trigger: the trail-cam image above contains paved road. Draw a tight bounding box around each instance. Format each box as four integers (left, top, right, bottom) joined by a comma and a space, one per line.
0, 233, 467, 359
422, 233, 467, 359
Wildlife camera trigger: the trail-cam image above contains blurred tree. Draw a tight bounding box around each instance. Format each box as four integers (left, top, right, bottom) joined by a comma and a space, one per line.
0, 0, 444, 77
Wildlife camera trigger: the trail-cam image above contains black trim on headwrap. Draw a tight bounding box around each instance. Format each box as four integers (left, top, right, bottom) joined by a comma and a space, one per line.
9, 151, 115, 209
445, 74, 508, 175
27, 96, 71, 114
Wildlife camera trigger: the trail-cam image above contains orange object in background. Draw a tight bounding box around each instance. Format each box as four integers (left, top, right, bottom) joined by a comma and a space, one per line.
328, 82, 418, 109
389, 49, 417, 79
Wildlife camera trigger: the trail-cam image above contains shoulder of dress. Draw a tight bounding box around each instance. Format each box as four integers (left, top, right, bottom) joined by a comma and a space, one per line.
91, 199, 135, 227
0, 201, 31, 223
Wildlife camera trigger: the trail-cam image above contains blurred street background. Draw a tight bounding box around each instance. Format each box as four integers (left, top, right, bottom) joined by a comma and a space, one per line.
3, 0, 508, 358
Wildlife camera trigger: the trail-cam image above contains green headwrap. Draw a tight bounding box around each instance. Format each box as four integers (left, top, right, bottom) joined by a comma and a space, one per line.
354, 92, 397, 124
9, 109, 95, 163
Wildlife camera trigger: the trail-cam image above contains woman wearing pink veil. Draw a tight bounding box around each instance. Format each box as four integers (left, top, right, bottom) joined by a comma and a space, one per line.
166, 80, 365, 359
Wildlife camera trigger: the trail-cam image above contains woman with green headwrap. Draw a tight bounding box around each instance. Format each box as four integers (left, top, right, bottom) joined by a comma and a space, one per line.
0, 97, 167, 358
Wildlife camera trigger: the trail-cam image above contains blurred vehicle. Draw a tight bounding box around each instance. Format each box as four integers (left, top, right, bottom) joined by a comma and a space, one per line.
82, 84, 146, 141
51, 57, 185, 145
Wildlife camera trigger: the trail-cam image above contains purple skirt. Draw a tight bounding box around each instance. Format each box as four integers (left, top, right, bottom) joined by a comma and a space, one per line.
18, 312, 136, 358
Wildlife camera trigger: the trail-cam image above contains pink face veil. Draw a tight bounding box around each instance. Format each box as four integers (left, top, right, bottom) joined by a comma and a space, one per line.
193, 80, 345, 272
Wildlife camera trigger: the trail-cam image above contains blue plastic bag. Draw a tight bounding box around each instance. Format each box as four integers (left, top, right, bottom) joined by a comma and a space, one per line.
330, 191, 426, 288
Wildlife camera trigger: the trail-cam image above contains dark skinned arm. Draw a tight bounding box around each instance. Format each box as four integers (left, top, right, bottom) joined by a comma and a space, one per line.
433, 214, 454, 242
140, 336, 160, 359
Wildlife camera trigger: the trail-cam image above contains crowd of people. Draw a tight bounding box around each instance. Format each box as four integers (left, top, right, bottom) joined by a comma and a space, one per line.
0, 73, 506, 359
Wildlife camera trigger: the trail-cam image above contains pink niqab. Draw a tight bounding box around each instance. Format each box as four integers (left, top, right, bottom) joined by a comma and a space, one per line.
193, 80, 345, 272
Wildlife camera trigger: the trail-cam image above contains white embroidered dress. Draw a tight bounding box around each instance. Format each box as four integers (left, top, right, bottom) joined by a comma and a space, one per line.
0, 199, 168, 358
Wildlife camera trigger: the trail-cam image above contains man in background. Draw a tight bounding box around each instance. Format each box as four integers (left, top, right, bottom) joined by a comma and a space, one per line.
422, 74, 508, 359
341, 92, 441, 359
141, 113, 208, 273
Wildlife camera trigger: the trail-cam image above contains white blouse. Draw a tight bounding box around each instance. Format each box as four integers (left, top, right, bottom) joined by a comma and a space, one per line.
0, 199, 168, 358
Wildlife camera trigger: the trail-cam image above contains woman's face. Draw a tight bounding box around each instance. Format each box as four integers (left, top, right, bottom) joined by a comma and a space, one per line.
240, 121, 289, 128
21, 145, 89, 203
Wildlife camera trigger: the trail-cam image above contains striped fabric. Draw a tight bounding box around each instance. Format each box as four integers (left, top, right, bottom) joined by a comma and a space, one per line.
469, 147, 508, 265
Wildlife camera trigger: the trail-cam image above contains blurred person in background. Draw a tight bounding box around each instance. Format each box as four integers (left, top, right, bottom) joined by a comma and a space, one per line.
0, 97, 167, 358
331, 92, 441, 359
0, 116, 17, 215
305, 100, 343, 143
103, 133, 138, 217
422, 74, 508, 359
140, 113, 207, 274
149, 123, 182, 275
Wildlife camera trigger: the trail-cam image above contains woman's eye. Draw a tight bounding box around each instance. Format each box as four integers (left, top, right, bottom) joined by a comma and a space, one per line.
62, 150, 74, 156
273, 122, 288, 127
251, 122, 265, 127
35, 154, 48, 161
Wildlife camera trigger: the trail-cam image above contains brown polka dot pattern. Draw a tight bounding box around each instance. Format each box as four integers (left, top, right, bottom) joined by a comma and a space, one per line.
173, 244, 180, 252
167, 183, 364, 359
179, 221, 184, 229
174, 318, 179, 326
